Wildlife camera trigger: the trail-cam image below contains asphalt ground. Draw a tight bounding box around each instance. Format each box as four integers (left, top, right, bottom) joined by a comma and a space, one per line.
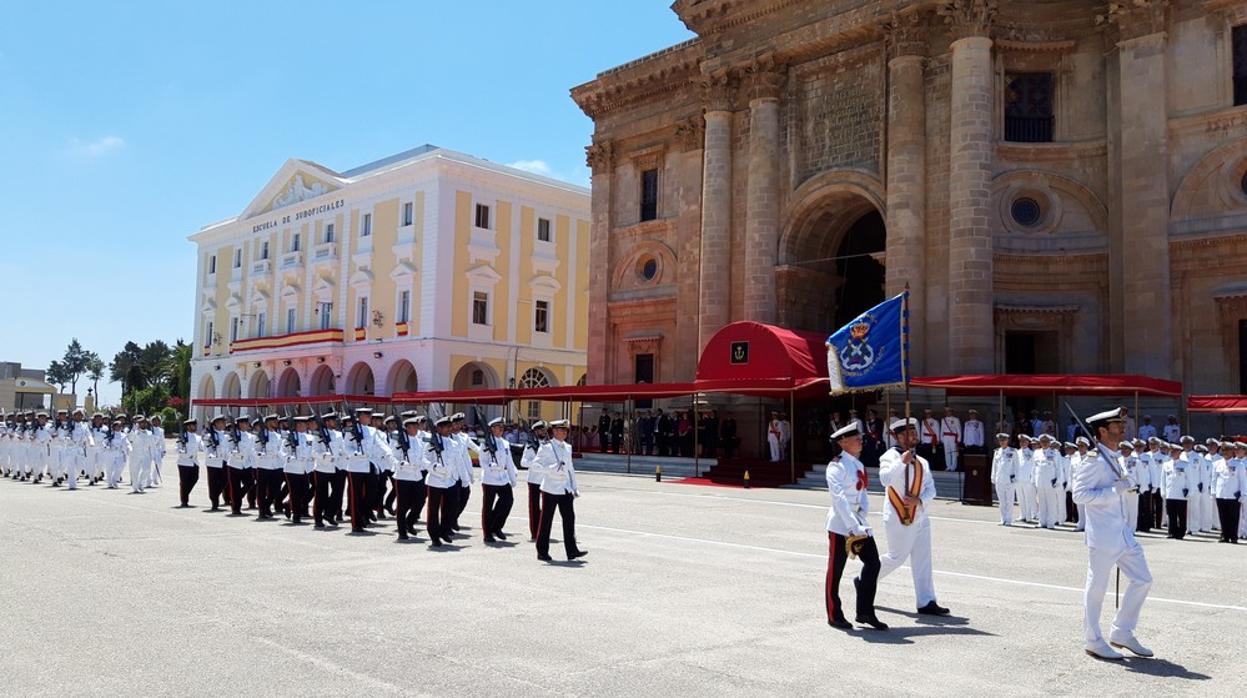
2, 453, 1245, 697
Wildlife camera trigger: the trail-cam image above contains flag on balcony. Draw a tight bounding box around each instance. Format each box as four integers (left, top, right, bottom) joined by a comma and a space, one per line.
826, 292, 908, 394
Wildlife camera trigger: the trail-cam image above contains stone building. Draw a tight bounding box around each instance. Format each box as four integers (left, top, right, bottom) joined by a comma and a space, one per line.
571, 0, 1247, 400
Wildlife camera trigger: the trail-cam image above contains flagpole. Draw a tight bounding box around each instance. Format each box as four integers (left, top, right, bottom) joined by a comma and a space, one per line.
903, 285, 911, 432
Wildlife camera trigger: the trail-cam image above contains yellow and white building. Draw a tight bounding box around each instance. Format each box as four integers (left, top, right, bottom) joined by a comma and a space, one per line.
188, 145, 590, 422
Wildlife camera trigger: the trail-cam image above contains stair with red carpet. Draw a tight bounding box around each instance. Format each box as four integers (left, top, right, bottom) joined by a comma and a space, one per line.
679, 458, 802, 488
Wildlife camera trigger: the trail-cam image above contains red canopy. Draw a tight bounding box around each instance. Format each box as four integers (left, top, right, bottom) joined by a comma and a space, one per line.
392, 389, 514, 405
695, 321, 827, 392
911, 374, 1183, 398
1188, 395, 1247, 413
516, 383, 700, 402
194, 394, 387, 407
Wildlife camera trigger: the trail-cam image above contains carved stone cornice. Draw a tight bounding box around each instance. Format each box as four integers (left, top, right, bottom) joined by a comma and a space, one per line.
585, 140, 615, 176
879, 8, 929, 60
1097, 0, 1168, 43
939, 0, 998, 41
700, 68, 737, 113
674, 116, 706, 152
744, 53, 785, 102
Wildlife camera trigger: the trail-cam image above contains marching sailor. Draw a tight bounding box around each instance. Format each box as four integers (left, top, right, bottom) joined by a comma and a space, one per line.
392, 416, 428, 540
311, 412, 345, 528
824, 423, 884, 631
1072, 407, 1154, 660
450, 413, 479, 532
1213, 440, 1245, 543
875, 417, 949, 616
254, 416, 284, 519
127, 416, 151, 494
148, 415, 166, 488
65, 409, 89, 490
990, 433, 1018, 525
103, 417, 130, 489
524, 421, 548, 540
422, 416, 458, 546
87, 413, 108, 485
204, 415, 230, 511
479, 417, 518, 543
534, 419, 587, 562
174, 419, 203, 507
282, 417, 314, 525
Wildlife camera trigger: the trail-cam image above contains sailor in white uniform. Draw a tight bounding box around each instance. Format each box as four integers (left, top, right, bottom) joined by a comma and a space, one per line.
523, 421, 548, 540
1016, 434, 1038, 523
534, 419, 587, 562
1213, 440, 1245, 543
174, 419, 203, 507
1072, 407, 1154, 660
990, 433, 1018, 525
1033, 434, 1063, 529
478, 417, 518, 542
876, 417, 949, 616
823, 423, 884, 631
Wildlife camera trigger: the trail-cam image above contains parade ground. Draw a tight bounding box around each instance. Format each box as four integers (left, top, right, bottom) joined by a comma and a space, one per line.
2, 455, 1245, 697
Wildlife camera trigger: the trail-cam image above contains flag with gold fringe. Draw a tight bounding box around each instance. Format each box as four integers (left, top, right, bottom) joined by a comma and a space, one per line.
826, 292, 908, 394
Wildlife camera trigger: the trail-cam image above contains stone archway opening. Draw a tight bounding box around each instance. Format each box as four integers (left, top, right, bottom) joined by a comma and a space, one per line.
345, 362, 375, 396
276, 367, 301, 398
221, 372, 242, 400
309, 365, 336, 396
247, 370, 270, 400
778, 192, 886, 334
387, 360, 418, 394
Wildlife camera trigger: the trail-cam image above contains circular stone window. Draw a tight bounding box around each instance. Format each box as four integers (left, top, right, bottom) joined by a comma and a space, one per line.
1240, 170, 1247, 198
639, 257, 658, 282
1011, 197, 1042, 227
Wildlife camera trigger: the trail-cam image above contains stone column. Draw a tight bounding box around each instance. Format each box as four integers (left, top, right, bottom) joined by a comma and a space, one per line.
698, 70, 734, 353
882, 10, 928, 373
585, 139, 614, 384
1110, 1, 1173, 377
743, 55, 784, 324
942, 0, 996, 372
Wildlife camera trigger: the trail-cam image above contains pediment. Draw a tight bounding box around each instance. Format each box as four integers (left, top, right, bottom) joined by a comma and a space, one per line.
240, 159, 346, 220
390, 260, 418, 280
466, 264, 502, 286
529, 274, 562, 294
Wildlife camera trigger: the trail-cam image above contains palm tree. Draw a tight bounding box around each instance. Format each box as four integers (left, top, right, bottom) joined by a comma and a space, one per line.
86, 355, 105, 407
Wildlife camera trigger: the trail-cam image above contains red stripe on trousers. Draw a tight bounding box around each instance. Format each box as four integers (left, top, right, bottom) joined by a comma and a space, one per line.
348, 475, 357, 529
825, 533, 836, 623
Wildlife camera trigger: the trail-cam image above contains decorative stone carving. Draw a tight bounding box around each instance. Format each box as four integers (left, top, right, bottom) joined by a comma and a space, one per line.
674, 116, 705, 151
585, 139, 615, 176
879, 9, 928, 59
1097, 0, 1168, 42
273, 174, 327, 209
938, 0, 997, 40
700, 69, 736, 112
744, 53, 785, 101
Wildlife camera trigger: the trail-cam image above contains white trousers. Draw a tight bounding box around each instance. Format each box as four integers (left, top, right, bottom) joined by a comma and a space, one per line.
941, 437, 958, 471
878, 516, 937, 608
767, 434, 781, 462
65, 452, 80, 490
88, 448, 105, 481
1123, 495, 1138, 531
1038, 483, 1062, 528
1017, 481, 1037, 521
1187, 494, 1201, 534
129, 453, 146, 492
1083, 543, 1151, 644
107, 452, 126, 487
1203, 492, 1218, 531
995, 481, 1015, 524
145, 451, 161, 486
1075, 502, 1087, 531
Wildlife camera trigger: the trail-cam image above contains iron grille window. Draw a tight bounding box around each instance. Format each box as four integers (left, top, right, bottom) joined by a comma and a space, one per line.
1234, 25, 1247, 106
472, 292, 489, 325
1005, 73, 1054, 143
640, 169, 659, 221
537, 217, 551, 242
534, 300, 549, 334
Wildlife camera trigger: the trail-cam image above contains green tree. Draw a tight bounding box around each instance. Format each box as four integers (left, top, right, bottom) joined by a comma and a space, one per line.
46, 360, 70, 393
110, 342, 145, 396
169, 341, 192, 402
61, 338, 91, 396
86, 354, 105, 406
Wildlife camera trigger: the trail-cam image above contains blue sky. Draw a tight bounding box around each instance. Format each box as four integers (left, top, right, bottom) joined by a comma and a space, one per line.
0, 1, 694, 406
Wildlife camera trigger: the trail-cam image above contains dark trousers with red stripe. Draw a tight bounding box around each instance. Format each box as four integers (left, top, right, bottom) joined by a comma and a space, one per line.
285, 472, 308, 523
426, 485, 455, 543
536, 492, 578, 559
244, 467, 257, 509
330, 469, 347, 519
177, 465, 199, 506
396, 479, 426, 537
482, 483, 514, 538
825, 532, 880, 624
347, 471, 370, 532
527, 482, 542, 539
226, 467, 249, 513
312, 471, 333, 525
206, 466, 226, 509
451, 483, 470, 528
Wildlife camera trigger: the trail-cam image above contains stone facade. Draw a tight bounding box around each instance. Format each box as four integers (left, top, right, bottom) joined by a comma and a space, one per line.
571, 0, 1247, 399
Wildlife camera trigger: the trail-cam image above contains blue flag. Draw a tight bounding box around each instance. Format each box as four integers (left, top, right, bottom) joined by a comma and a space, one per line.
826, 292, 909, 394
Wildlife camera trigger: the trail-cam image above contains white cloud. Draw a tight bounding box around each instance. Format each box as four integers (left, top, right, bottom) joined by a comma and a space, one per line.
69, 135, 125, 158
507, 159, 553, 176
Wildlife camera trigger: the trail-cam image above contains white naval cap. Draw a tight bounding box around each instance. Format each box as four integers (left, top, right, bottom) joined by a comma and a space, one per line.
548, 419, 570, 429
1236, 442, 1247, 449
1180, 435, 1194, 443
1085, 407, 1126, 429
488, 417, 505, 427
1205, 437, 1220, 446
995, 432, 1011, 440
830, 423, 861, 440
1018, 433, 1032, 442
888, 417, 918, 433
1075, 436, 1090, 446
434, 416, 452, 427
1221, 440, 1236, 450
1038, 433, 1054, 442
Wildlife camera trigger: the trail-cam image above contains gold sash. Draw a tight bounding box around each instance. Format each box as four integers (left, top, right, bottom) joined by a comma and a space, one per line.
887, 459, 923, 526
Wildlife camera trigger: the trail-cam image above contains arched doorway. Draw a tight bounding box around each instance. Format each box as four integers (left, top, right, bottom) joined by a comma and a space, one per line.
197, 374, 215, 423
247, 370, 270, 400
451, 361, 500, 427
778, 178, 886, 334
276, 367, 301, 398
518, 366, 556, 424
308, 365, 336, 396
345, 362, 375, 396
387, 359, 418, 394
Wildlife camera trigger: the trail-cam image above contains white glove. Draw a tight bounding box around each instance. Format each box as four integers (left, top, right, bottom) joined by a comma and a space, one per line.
1111, 479, 1132, 495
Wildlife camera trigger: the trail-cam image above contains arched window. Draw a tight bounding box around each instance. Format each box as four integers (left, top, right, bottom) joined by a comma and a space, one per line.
519, 368, 552, 419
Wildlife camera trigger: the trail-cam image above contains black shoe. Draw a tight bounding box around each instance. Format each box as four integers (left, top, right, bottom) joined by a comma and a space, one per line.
829, 618, 853, 630
398, 532, 409, 540
484, 535, 498, 543
431, 540, 443, 548
451, 524, 462, 532
917, 601, 950, 616
537, 554, 553, 562
570, 549, 589, 560
314, 522, 325, 529
495, 531, 508, 540
855, 615, 889, 630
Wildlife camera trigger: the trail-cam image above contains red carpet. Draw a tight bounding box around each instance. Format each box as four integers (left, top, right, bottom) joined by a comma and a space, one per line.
671, 476, 788, 489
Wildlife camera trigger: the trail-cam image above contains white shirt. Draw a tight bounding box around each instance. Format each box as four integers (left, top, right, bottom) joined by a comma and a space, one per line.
963, 420, 984, 447
825, 452, 870, 537
454, 431, 479, 486
421, 433, 458, 489
877, 447, 935, 526
991, 446, 1017, 485
535, 438, 578, 496
1033, 448, 1061, 490
1072, 446, 1137, 552
479, 434, 517, 487
940, 416, 962, 444
1137, 424, 1157, 441
393, 430, 426, 482
523, 437, 545, 485
283, 432, 315, 474
1162, 456, 1188, 499
175, 432, 204, 467
1212, 454, 1245, 500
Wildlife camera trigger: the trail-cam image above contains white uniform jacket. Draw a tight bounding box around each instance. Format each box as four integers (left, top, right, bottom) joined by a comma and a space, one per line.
204, 431, 229, 469
522, 438, 545, 485
1212, 454, 1245, 500
454, 432, 479, 486
421, 433, 457, 489
313, 429, 344, 475
479, 435, 517, 487
877, 447, 936, 526
1072, 447, 1137, 552
392, 431, 426, 483
990, 446, 1018, 484
825, 452, 870, 537
175, 432, 204, 467
536, 439, 578, 496
1162, 457, 1188, 499
283, 432, 315, 474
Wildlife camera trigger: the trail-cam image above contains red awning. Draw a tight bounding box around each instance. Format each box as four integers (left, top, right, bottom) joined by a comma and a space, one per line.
517, 383, 700, 402
696, 321, 827, 387
911, 374, 1183, 398
1188, 395, 1247, 413
391, 389, 515, 405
